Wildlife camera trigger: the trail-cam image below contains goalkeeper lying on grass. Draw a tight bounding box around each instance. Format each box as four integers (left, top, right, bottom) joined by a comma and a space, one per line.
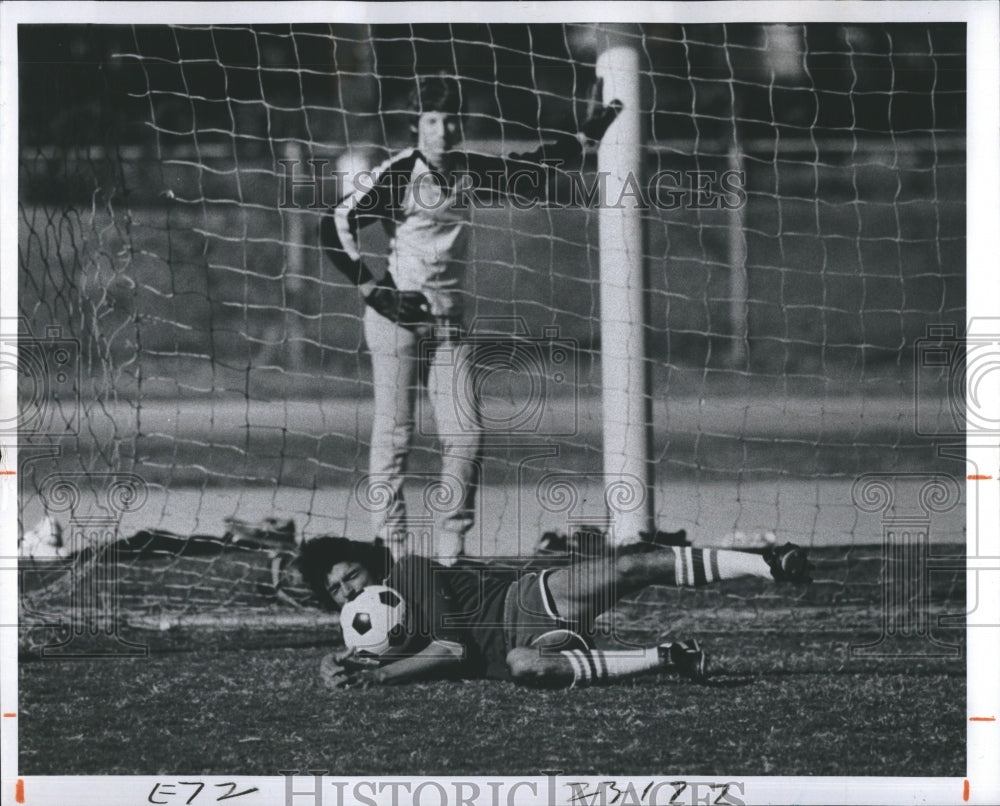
297, 537, 813, 689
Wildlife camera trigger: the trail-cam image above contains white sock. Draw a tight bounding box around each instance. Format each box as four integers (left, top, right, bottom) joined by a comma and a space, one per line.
670, 546, 771, 586
561, 647, 661, 687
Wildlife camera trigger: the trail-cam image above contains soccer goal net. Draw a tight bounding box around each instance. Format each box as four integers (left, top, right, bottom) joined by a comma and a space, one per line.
15, 21, 966, 653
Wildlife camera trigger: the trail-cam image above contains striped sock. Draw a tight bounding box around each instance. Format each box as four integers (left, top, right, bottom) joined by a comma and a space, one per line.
670, 546, 771, 586
560, 648, 661, 688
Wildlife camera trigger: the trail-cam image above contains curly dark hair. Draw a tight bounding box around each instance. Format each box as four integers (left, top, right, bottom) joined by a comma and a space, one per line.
408, 72, 462, 117
295, 536, 394, 610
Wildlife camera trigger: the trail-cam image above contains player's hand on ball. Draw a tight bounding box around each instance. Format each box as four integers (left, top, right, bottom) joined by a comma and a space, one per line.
331, 646, 357, 664
320, 651, 347, 688
320, 651, 383, 690
580, 77, 623, 143
340, 649, 383, 673
365, 281, 433, 327
340, 667, 383, 690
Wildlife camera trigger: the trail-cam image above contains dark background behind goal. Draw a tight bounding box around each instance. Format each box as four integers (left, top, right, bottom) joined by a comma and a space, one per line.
16, 22, 966, 492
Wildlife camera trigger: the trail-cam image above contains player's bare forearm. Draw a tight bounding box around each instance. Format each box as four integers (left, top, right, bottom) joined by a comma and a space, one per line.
469, 82, 622, 204
321, 641, 465, 689
377, 640, 465, 685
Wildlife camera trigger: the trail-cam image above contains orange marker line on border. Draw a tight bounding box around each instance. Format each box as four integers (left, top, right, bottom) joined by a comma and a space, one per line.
963, 779, 970, 801
15, 779, 24, 804
3, 712, 16, 717
969, 716, 996, 721
967, 474, 993, 480
0, 471, 16, 476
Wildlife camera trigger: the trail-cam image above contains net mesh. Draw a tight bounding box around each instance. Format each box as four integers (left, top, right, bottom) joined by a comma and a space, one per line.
16, 22, 966, 652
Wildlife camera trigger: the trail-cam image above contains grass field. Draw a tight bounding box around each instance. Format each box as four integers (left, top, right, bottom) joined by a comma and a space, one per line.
15, 389, 968, 776
17, 643, 964, 776
18, 545, 966, 776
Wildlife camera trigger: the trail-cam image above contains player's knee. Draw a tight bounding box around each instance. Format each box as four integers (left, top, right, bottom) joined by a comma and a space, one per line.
611, 550, 667, 588
506, 648, 548, 686
613, 552, 646, 577
506, 648, 569, 688
506, 648, 537, 680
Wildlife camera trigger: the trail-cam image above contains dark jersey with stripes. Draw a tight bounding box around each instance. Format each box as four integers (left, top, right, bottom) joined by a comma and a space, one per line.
385, 555, 519, 679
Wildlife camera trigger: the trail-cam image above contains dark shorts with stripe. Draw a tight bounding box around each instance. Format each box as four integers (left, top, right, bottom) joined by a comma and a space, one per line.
502, 570, 591, 654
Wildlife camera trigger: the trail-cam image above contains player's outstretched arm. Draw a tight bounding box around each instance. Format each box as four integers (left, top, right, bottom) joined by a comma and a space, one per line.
377, 639, 465, 684
519, 78, 622, 161
320, 640, 465, 689
467, 79, 622, 204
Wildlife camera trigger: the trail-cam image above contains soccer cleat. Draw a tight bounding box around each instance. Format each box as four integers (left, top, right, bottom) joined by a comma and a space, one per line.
762, 541, 813, 583
659, 639, 709, 682
19, 516, 67, 559
535, 531, 569, 556
224, 516, 297, 549
535, 526, 610, 558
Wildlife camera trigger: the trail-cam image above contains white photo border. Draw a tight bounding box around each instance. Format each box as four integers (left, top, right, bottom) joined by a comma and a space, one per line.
1, 2, 997, 804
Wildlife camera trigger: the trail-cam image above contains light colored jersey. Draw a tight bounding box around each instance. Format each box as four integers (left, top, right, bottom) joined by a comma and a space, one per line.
333, 139, 582, 317
335, 149, 468, 317
387, 152, 469, 316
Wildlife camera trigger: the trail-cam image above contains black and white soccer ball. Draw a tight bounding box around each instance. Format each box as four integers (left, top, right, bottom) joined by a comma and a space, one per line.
339, 584, 407, 656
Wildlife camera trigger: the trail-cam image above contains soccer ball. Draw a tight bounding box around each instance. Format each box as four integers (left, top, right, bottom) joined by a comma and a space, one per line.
339, 584, 407, 656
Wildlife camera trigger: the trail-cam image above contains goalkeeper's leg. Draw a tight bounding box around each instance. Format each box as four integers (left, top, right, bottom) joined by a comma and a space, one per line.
502, 571, 710, 688
506, 638, 707, 688
547, 543, 812, 624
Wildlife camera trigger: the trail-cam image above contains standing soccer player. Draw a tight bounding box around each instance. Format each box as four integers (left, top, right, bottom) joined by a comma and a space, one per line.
320, 74, 621, 565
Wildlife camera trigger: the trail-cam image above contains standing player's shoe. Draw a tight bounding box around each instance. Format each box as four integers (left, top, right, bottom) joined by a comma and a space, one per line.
762, 541, 813, 583
535, 530, 569, 556
224, 516, 297, 549
20, 516, 67, 559
659, 639, 709, 682
536, 526, 611, 558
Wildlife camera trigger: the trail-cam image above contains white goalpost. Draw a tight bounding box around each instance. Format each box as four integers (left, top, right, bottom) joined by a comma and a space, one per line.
596, 25, 655, 544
